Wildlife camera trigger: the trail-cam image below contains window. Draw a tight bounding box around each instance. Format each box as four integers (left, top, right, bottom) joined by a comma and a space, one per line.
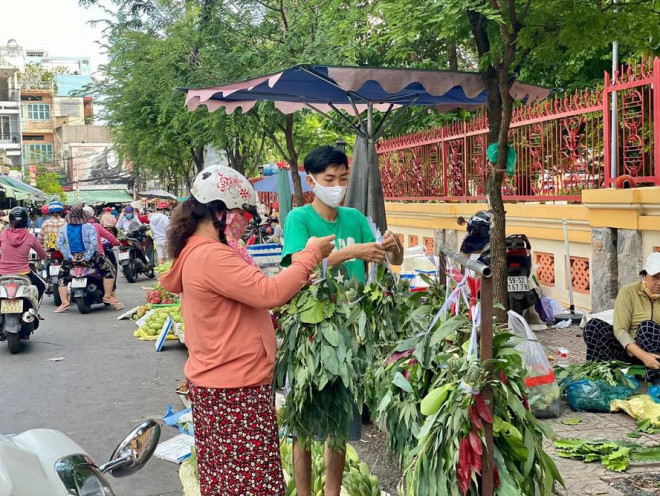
26, 103, 50, 120
23, 135, 45, 141
22, 143, 53, 165
0, 116, 10, 140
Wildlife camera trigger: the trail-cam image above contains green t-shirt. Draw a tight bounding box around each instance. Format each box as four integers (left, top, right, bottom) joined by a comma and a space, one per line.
281, 205, 376, 283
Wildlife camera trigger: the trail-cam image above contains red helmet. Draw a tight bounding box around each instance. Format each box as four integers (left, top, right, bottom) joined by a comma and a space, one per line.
40, 205, 50, 215
156, 201, 169, 210
104, 207, 112, 212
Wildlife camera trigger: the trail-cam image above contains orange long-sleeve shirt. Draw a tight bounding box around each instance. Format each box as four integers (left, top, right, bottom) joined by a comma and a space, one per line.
160, 235, 321, 388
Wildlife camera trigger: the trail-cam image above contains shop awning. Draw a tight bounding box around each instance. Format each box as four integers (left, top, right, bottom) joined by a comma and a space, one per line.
65, 188, 133, 204
0, 175, 45, 201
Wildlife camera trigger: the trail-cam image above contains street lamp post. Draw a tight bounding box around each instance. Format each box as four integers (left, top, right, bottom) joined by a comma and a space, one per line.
335, 138, 347, 153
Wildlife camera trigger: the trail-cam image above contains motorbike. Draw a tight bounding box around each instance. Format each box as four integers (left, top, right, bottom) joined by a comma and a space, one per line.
0, 419, 161, 495
118, 223, 155, 283
42, 249, 64, 307
244, 218, 277, 246
0, 274, 40, 354
457, 211, 539, 315
69, 243, 114, 314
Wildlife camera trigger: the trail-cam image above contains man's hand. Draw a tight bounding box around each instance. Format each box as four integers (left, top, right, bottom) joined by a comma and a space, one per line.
352, 242, 386, 263
306, 235, 336, 259
642, 352, 660, 370
381, 230, 400, 253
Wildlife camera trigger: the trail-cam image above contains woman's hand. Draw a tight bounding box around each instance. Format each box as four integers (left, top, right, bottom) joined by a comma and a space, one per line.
306, 235, 336, 259
642, 352, 660, 370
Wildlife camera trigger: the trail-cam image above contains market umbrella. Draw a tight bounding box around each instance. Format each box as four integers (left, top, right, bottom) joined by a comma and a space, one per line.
252, 171, 313, 194
138, 189, 178, 200
183, 64, 550, 233
277, 168, 293, 225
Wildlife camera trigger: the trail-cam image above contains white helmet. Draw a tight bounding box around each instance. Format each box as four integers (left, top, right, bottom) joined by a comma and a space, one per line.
83, 206, 94, 219
191, 165, 257, 212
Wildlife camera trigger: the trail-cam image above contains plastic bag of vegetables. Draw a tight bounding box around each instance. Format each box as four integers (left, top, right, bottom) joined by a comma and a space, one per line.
566, 379, 639, 412
508, 311, 561, 418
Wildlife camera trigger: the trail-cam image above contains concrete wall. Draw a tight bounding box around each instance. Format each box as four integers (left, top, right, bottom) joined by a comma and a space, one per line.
56, 124, 109, 144
385, 187, 660, 313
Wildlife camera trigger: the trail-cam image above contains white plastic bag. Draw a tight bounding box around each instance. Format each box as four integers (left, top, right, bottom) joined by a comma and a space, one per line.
508, 310, 560, 418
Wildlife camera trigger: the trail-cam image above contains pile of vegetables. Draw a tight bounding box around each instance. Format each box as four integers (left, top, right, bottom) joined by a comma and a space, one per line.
133, 305, 183, 340
554, 439, 660, 472
280, 441, 382, 496
146, 282, 178, 304
554, 361, 639, 391
276, 266, 563, 495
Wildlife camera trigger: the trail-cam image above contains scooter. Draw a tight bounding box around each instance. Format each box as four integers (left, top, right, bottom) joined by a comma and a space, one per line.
43, 249, 64, 307
118, 223, 155, 283
0, 419, 161, 495
457, 211, 539, 315
69, 254, 109, 315
0, 274, 40, 354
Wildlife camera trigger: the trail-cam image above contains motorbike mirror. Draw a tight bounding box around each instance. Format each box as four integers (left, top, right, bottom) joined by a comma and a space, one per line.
457, 216, 466, 226
99, 419, 161, 477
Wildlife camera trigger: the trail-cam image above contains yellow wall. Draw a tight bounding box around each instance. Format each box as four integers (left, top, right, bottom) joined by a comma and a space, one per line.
385, 186, 660, 312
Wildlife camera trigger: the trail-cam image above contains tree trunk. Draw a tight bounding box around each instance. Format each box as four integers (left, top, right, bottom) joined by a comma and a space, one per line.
191, 147, 205, 172
284, 114, 304, 206
482, 67, 508, 322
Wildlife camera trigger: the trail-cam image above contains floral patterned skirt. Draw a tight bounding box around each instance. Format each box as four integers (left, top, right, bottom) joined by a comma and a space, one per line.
188, 382, 285, 496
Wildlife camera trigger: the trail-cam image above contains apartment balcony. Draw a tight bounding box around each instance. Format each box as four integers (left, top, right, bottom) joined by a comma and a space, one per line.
22, 119, 54, 132
0, 132, 20, 146
0, 89, 19, 103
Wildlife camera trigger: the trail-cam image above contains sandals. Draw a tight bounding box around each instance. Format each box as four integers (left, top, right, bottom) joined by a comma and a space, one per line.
55, 303, 70, 313
103, 296, 124, 310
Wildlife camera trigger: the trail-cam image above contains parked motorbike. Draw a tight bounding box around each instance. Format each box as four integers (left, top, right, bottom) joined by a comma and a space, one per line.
42, 249, 64, 307
0, 274, 40, 354
244, 217, 276, 246
118, 223, 155, 283
69, 246, 112, 314
0, 419, 161, 495
458, 211, 539, 314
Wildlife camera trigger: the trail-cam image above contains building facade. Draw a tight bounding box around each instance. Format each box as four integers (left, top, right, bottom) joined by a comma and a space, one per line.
0, 61, 21, 168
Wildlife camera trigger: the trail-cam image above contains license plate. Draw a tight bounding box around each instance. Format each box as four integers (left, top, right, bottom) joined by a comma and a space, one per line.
71, 278, 87, 289
1, 299, 22, 314
507, 276, 530, 292
49, 265, 60, 276
119, 252, 130, 261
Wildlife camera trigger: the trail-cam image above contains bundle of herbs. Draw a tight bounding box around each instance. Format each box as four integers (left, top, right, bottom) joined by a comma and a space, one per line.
275, 268, 378, 449
404, 328, 563, 496
554, 360, 639, 391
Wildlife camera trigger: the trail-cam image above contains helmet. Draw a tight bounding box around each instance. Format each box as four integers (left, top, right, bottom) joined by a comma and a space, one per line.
104, 207, 112, 212
156, 201, 169, 210
83, 206, 95, 219
191, 165, 257, 212
48, 201, 63, 214
40, 205, 49, 215
123, 206, 134, 213
9, 207, 28, 229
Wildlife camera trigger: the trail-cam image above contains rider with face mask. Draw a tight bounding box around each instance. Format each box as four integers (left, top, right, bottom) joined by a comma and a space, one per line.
280, 145, 403, 496
116, 205, 142, 233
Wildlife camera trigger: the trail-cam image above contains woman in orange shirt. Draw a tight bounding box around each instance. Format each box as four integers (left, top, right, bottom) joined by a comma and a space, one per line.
161, 165, 333, 496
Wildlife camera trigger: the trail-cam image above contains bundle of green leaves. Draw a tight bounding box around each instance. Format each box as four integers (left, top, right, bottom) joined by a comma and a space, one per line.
554, 439, 660, 472
554, 360, 638, 391
406, 331, 563, 495
275, 269, 378, 449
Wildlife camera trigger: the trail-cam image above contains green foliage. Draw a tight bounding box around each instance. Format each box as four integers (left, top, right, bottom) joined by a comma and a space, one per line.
35, 168, 64, 196
554, 439, 660, 473
554, 360, 638, 391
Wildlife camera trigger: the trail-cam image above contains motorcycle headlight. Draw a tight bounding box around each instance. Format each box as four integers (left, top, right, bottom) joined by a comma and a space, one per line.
56, 454, 116, 496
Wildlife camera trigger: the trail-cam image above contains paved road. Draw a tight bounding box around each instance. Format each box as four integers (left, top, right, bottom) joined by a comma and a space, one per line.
0, 276, 188, 496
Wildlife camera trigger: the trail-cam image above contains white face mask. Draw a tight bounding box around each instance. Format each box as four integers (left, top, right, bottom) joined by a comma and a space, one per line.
311, 175, 347, 208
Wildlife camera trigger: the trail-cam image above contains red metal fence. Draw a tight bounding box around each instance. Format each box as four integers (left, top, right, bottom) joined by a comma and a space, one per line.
377, 58, 660, 202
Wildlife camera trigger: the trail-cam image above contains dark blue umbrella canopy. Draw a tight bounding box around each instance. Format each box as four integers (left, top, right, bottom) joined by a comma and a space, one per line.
184, 65, 549, 232
253, 170, 312, 194
185, 65, 548, 114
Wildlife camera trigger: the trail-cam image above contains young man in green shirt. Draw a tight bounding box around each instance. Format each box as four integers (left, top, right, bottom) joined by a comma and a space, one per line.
281, 145, 403, 496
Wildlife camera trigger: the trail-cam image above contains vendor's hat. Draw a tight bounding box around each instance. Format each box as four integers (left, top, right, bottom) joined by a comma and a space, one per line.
643, 252, 660, 276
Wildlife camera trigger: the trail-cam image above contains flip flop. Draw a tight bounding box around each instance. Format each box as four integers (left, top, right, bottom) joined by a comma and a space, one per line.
54, 304, 70, 313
